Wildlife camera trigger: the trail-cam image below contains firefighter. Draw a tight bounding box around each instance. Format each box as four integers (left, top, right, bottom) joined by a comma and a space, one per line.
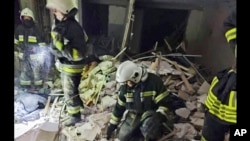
46, 0, 88, 126
201, 8, 236, 141
105, 60, 174, 141
14, 8, 46, 91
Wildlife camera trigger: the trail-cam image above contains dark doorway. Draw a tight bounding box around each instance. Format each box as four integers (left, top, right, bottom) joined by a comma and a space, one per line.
81, 2, 109, 37
139, 8, 190, 53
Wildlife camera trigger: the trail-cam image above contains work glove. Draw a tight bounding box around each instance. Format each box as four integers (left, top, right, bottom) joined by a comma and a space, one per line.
140, 112, 166, 140
106, 123, 117, 140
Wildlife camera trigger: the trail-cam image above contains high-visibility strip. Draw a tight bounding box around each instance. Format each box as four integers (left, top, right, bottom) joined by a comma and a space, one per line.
125, 97, 133, 102
126, 93, 133, 98
118, 97, 126, 106
201, 136, 207, 141
20, 80, 31, 85
28, 36, 37, 43
141, 111, 154, 121
155, 91, 169, 104
60, 63, 84, 74
72, 48, 80, 61
14, 39, 19, 45
142, 91, 155, 97
54, 40, 63, 51
205, 90, 236, 123
225, 27, 236, 42
67, 106, 81, 115
34, 80, 43, 86
38, 42, 46, 47
61, 67, 83, 74
156, 106, 169, 117
19, 35, 24, 42
110, 114, 120, 125
206, 91, 236, 112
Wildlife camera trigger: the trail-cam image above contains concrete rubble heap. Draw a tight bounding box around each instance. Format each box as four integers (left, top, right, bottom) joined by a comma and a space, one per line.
15, 53, 222, 141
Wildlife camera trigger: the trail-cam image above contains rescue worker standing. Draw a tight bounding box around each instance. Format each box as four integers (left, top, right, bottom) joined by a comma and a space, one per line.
46, 0, 87, 126
14, 8, 46, 91
106, 60, 174, 141
201, 8, 237, 141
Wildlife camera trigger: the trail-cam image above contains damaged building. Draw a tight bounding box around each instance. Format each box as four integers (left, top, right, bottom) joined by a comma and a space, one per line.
14, 0, 236, 141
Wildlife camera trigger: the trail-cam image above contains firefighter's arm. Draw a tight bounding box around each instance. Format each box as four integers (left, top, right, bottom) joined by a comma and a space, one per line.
154, 85, 171, 119
106, 85, 126, 139
51, 31, 85, 61
223, 9, 237, 57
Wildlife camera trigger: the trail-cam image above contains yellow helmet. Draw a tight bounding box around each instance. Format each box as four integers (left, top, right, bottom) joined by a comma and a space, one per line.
20, 8, 35, 21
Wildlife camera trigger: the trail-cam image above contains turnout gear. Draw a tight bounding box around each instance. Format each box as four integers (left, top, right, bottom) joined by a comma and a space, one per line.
106, 123, 117, 140
64, 112, 81, 127
14, 8, 46, 90
201, 8, 237, 141
224, 9, 237, 58
107, 61, 174, 141
140, 112, 167, 140
46, 3, 87, 125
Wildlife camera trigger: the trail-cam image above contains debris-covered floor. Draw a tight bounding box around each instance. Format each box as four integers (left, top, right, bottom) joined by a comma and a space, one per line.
14, 53, 230, 141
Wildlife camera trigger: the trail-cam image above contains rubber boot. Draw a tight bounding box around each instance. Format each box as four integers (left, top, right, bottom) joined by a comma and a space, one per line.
64, 112, 82, 127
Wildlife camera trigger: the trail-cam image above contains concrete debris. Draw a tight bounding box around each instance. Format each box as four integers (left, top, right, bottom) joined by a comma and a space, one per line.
190, 117, 204, 129
175, 108, 191, 119
197, 81, 210, 95
174, 123, 197, 140
185, 101, 197, 111
15, 53, 214, 141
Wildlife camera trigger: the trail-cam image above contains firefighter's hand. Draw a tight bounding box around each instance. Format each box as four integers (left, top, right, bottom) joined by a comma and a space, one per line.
140, 112, 165, 140
106, 123, 117, 140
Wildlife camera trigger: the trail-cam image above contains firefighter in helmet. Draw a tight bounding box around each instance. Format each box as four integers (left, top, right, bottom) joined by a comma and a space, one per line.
201, 8, 237, 141
106, 60, 174, 141
14, 8, 46, 91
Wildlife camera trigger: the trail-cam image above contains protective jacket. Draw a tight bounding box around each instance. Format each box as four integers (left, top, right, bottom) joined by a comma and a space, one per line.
205, 68, 236, 125
50, 8, 87, 75
14, 20, 46, 87
109, 72, 171, 126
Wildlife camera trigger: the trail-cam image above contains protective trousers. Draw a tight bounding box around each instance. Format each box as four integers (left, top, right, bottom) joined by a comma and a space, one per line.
61, 73, 83, 116
19, 54, 44, 89
117, 112, 144, 141
201, 112, 230, 141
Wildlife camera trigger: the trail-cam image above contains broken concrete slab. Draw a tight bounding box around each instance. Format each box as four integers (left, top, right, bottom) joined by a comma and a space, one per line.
175, 108, 191, 119
174, 123, 197, 140
197, 81, 210, 95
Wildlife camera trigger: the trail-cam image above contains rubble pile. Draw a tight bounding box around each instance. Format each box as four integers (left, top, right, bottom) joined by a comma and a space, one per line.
15, 53, 214, 141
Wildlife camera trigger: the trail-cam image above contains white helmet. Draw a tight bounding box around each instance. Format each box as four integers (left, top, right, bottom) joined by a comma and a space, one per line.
46, 0, 74, 14
20, 8, 35, 21
116, 60, 148, 83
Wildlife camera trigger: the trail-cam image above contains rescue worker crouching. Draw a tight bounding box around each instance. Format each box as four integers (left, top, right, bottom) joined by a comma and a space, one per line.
14, 8, 46, 91
46, 0, 87, 127
201, 8, 237, 141
106, 60, 174, 141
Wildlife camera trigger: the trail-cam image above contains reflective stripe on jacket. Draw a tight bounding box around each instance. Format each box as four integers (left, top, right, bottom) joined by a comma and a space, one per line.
205, 68, 236, 124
